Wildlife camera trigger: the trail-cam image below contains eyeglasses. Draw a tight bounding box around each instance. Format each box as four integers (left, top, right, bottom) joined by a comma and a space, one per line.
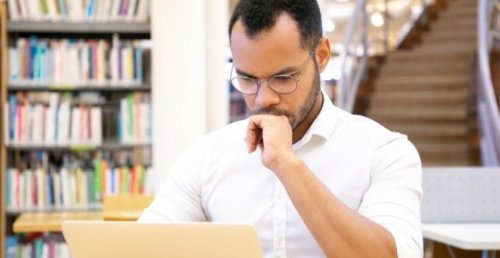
230, 52, 314, 95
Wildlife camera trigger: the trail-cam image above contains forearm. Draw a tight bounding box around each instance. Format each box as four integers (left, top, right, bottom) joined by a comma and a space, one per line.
275, 156, 397, 258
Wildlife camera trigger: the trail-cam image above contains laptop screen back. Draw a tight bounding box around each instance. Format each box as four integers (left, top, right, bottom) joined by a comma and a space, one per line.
62, 221, 263, 258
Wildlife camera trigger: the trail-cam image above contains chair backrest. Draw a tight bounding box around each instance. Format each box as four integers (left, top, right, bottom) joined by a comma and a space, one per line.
102, 194, 154, 221
421, 167, 500, 223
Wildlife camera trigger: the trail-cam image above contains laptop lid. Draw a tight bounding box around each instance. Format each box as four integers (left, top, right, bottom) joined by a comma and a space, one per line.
62, 221, 263, 258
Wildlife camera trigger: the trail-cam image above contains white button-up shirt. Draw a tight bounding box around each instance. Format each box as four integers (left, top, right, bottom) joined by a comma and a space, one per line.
139, 92, 423, 258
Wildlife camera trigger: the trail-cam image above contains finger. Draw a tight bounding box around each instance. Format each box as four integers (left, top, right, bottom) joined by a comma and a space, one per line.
247, 116, 263, 153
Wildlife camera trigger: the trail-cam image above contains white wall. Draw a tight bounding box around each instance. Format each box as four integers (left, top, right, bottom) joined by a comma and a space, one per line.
150, 0, 229, 193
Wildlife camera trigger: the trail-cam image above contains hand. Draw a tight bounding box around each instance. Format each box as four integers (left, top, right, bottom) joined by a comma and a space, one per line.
247, 114, 296, 171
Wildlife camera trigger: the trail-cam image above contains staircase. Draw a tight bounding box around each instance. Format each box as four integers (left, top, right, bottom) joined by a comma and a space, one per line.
366, 0, 479, 166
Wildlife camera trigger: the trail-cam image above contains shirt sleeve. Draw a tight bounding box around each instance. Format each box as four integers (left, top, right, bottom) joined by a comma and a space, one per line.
358, 135, 423, 258
138, 143, 207, 223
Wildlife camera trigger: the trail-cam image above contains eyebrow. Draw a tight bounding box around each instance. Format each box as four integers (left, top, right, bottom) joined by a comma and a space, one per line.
234, 65, 302, 79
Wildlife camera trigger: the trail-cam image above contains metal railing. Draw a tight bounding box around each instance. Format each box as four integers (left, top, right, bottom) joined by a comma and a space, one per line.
336, 0, 430, 113
477, 0, 500, 166
336, 0, 369, 112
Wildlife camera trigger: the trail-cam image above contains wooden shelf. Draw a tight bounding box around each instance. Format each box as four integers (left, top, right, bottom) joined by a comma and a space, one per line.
13, 211, 103, 233
6, 204, 102, 215
6, 142, 151, 151
8, 82, 151, 92
7, 21, 150, 34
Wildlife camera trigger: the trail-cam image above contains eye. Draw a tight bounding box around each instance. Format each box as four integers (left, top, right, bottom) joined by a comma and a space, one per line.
271, 75, 294, 84
238, 77, 255, 83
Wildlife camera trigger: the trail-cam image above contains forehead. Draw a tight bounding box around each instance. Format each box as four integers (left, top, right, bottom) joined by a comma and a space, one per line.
230, 13, 307, 76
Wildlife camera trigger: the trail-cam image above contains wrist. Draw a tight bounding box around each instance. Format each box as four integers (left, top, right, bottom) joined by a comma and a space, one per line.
270, 150, 302, 180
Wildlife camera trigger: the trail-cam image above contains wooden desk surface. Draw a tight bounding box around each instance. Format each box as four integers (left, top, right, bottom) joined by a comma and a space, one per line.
13, 211, 103, 233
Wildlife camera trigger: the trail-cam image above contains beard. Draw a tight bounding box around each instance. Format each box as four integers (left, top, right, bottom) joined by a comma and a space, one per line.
250, 61, 322, 130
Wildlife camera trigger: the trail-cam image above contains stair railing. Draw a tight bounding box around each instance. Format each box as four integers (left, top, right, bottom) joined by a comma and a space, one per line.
336, 0, 430, 113
477, 0, 500, 166
336, 0, 369, 112
391, 0, 431, 51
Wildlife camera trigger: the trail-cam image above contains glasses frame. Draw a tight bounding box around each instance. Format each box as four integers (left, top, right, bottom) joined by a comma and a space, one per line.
230, 51, 316, 95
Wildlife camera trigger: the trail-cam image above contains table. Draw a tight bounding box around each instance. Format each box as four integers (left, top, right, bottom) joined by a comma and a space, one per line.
423, 223, 500, 258
13, 212, 103, 233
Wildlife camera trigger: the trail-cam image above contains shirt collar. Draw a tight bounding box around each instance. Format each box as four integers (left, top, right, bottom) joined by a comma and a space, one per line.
294, 90, 337, 147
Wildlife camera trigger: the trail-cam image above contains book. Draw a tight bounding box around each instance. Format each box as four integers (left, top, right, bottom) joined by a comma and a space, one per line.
10, 37, 149, 87
6, 236, 18, 258
7, 0, 20, 21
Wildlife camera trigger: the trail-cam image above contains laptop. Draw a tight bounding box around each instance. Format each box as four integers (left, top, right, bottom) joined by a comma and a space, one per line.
62, 221, 264, 258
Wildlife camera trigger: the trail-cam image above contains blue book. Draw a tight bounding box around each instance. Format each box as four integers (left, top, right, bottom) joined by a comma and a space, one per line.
6, 169, 11, 208
8, 95, 16, 141
37, 41, 47, 81
6, 236, 18, 258
88, 44, 94, 80
134, 47, 142, 82
46, 172, 53, 207
29, 36, 38, 80
35, 43, 41, 80
86, 0, 95, 17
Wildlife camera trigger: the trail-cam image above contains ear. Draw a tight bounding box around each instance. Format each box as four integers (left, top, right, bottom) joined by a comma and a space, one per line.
314, 37, 331, 73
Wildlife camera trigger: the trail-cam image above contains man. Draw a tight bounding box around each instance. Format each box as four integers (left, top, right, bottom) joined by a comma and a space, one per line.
139, 0, 423, 257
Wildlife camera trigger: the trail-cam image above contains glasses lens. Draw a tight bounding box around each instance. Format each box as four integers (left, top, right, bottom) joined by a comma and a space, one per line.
231, 77, 257, 94
269, 75, 297, 94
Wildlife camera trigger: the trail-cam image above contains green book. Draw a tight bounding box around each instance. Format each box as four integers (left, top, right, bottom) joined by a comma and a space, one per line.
34, 238, 43, 258
38, 0, 48, 15
87, 170, 95, 204
94, 159, 102, 201
121, 167, 130, 194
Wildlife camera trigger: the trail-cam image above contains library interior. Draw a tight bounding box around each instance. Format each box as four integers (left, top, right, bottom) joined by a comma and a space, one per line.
0, 0, 499, 258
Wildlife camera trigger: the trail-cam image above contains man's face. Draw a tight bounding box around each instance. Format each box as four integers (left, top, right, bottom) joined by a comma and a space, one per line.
230, 14, 322, 130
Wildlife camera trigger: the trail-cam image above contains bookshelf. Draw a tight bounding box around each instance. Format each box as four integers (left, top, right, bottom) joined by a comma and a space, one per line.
1, 2, 9, 257
0, 1, 153, 257
7, 21, 150, 34
7, 83, 151, 92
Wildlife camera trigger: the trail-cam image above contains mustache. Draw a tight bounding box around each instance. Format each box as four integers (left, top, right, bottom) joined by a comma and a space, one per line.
251, 107, 292, 118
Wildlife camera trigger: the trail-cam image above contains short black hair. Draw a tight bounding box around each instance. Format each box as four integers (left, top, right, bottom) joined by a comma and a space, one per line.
228, 0, 323, 51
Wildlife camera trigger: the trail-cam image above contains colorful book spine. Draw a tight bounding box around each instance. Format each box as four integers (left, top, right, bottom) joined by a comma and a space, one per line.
4, 91, 107, 146
6, 233, 71, 258
8, 0, 151, 21
6, 164, 150, 211
9, 37, 151, 87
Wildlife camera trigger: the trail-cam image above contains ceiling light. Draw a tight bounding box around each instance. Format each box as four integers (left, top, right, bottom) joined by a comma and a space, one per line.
323, 19, 336, 33
370, 12, 384, 27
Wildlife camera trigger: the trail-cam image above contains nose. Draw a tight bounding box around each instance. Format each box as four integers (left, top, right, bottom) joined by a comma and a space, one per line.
254, 80, 280, 108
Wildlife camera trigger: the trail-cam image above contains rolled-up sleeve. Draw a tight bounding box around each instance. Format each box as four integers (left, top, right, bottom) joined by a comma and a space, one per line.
359, 135, 423, 258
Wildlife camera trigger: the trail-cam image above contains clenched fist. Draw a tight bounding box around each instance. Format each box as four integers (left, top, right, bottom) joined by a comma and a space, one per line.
247, 114, 298, 172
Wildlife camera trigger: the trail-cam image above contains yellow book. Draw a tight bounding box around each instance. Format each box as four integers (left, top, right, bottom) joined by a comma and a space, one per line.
36, 168, 45, 209
75, 168, 83, 205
